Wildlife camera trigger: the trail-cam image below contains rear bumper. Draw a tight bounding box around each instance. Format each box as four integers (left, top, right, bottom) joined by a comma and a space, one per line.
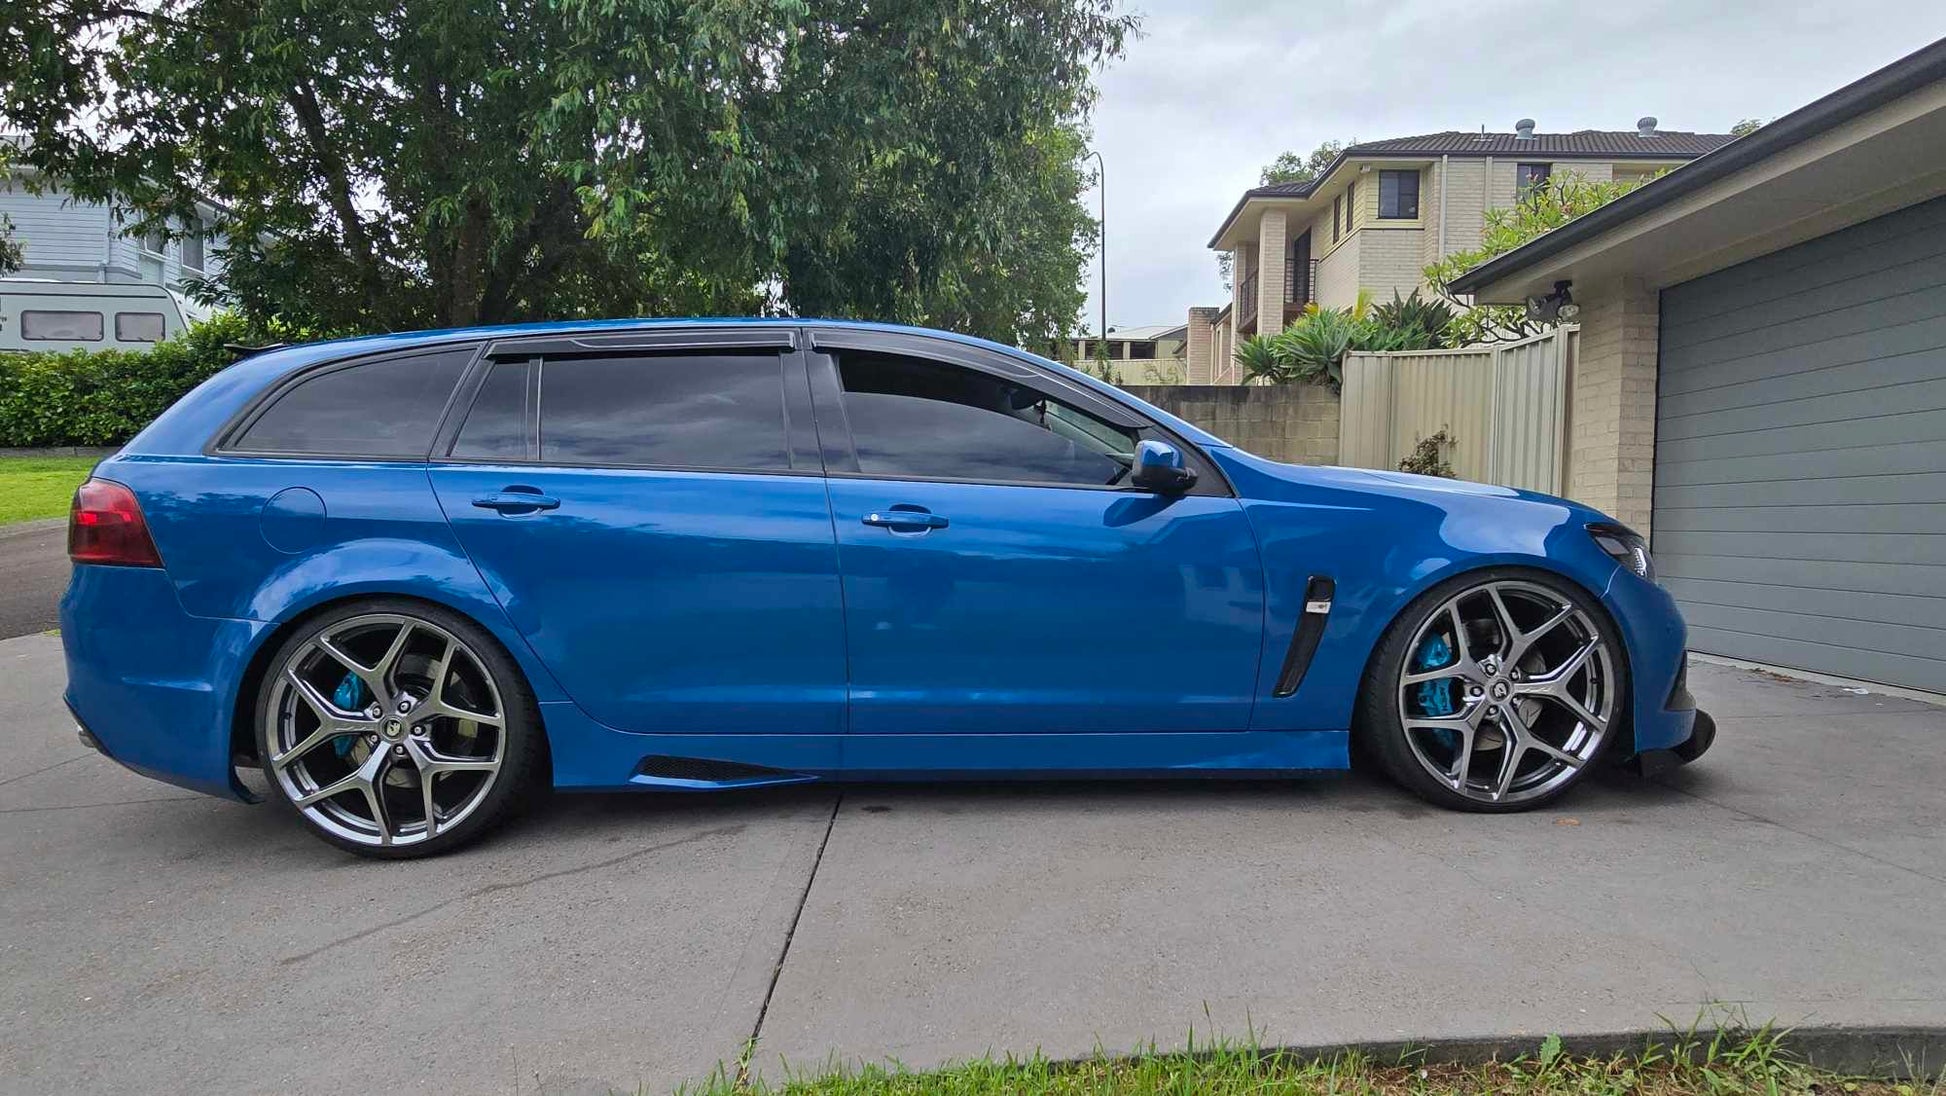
60, 564, 266, 801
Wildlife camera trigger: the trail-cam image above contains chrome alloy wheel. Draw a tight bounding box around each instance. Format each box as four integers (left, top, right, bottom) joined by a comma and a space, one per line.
1395, 579, 1616, 805
265, 613, 506, 848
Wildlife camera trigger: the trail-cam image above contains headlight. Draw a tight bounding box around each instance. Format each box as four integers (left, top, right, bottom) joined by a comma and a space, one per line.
1588, 522, 1654, 582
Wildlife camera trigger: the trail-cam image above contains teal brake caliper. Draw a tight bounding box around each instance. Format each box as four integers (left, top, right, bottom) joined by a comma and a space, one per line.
1410, 631, 1460, 751
331, 674, 366, 757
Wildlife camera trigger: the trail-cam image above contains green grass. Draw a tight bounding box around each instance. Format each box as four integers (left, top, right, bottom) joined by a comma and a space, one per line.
0, 456, 98, 525
674, 1024, 1934, 1096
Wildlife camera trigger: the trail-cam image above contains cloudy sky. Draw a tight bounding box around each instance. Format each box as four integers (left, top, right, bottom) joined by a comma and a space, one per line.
1080, 1, 1946, 333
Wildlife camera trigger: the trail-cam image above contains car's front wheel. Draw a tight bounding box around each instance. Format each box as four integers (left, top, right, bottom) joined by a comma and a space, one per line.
1358, 568, 1625, 811
254, 599, 546, 857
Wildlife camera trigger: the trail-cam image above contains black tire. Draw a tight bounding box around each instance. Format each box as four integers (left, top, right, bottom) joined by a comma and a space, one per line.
254, 598, 547, 858
1355, 566, 1628, 813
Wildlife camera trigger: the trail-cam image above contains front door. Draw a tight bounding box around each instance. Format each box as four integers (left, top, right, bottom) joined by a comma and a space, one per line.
429, 341, 848, 737
811, 340, 1266, 735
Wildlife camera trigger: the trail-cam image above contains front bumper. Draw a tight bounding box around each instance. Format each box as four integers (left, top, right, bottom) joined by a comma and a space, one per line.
1599, 568, 1703, 756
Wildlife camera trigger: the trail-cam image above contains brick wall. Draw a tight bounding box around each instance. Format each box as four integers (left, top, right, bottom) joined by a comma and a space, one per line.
1315, 231, 1361, 310
1121, 383, 1341, 466
1356, 226, 1427, 301
1566, 277, 1659, 532
1185, 307, 1217, 384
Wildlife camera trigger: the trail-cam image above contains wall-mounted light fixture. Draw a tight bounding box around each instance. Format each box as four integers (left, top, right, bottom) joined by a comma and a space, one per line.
1526, 280, 1578, 322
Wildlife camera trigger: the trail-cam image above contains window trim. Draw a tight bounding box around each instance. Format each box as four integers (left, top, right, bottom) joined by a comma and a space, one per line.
20, 310, 106, 343
803, 331, 1233, 497
114, 311, 168, 343
209, 342, 485, 461
1377, 169, 1420, 220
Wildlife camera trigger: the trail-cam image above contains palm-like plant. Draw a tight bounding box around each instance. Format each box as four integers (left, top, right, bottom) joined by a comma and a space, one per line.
1368, 289, 1458, 349
1232, 333, 1292, 384
1273, 309, 1359, 390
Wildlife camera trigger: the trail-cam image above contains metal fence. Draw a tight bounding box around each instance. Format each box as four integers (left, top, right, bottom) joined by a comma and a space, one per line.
1339, 325, 1576, 494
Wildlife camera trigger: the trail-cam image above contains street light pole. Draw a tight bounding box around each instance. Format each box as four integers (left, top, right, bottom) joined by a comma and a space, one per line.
1086, 149, 1106, 348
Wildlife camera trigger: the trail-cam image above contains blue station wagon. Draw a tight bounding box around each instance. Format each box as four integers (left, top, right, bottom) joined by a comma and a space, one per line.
61, 320, 1714, 857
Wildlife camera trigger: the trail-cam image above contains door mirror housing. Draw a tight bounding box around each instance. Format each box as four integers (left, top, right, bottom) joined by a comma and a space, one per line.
1130, 439, 1197, 494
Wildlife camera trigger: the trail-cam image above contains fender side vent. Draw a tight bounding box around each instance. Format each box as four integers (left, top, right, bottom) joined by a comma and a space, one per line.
1273, 575, 1335, 698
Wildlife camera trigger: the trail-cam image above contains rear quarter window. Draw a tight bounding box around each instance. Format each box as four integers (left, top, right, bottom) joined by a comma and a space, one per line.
230, 348, 474, 458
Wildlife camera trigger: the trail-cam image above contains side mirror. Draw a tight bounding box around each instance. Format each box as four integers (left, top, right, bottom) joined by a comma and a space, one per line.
1130, 439, 1197, 494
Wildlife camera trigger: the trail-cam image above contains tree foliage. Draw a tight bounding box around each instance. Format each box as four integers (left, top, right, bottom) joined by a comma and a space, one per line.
2, 0, 1132, 345
1423, 170, 1657, 343
1219, 138, 1347, 286
1260, 140, 1346, 186
1730, 118, 1765, 137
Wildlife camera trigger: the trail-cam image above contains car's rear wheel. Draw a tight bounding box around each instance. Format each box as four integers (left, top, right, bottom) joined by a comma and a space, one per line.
255, 599, 545, 858
1358, 568, 1625, 812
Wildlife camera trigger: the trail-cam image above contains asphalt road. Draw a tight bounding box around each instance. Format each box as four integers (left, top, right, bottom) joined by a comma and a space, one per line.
3, 633, 1943, 1094
0, 519, 66, 639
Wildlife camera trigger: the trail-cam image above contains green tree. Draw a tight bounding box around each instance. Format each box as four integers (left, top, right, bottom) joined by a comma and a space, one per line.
3, 0, 1131, 345
1260, 140, 1346, 186
0, 147, 21, 275
1730, 118, 1765, 137
1424, 170, 1657, 343
1220, 139, 1346, 286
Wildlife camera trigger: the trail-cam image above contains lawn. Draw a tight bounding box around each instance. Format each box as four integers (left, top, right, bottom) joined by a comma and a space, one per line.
688, 1028, 1932, 1096
0, 456, 100, 525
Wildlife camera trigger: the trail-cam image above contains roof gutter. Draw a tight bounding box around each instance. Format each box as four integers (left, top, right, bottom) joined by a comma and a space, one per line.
1449, 36, 1946, 295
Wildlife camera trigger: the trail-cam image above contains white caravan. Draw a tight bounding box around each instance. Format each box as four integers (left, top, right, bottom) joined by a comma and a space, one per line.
0, 279, 204, 353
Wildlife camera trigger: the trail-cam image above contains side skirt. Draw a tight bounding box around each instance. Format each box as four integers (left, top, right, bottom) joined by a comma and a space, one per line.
539, 701, 1349, 790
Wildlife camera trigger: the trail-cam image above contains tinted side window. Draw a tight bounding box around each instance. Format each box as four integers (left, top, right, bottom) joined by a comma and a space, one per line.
538, 353, 789, 470
235, 349, 472, 457
452, 359, 532, 460
837, 352, 1134, 486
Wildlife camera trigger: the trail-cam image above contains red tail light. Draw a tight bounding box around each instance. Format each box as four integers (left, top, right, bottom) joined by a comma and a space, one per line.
69, 479, 163, 567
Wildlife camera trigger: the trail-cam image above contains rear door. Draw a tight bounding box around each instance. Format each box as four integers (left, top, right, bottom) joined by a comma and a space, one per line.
810, 331, 1266, 735
428, 330, 848, 737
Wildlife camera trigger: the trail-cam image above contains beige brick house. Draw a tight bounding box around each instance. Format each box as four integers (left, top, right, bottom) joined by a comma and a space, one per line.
1185, 121, 1736, 383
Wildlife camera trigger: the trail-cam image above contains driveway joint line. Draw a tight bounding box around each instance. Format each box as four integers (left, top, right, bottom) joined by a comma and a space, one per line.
737, 790, 843, 1089
0, 753, 91, 789
277, 822, 747, 965
1654, 777, 1946, 888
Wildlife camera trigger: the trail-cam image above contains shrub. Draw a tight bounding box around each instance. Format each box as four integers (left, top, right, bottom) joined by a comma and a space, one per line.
1274, 308, 1361, 389
1232, 333, 1289, 385
1399, 428, 1457, 478
1367, 289, 1457, 350
0, 313, 307, 447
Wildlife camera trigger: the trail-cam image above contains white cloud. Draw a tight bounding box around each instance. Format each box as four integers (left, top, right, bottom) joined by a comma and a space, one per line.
1079, 2, 1946, 332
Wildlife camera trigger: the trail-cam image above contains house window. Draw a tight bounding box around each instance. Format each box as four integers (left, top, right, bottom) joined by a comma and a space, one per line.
1378, 170, 1419, 219
181, 221, 205, 275
1332, 195, 1342, 242
1128, 341, 1156, 360
1516, 163, 1552, 196
1345, 180, 1356, 229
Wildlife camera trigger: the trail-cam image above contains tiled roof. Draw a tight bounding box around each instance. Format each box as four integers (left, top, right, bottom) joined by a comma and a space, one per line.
1240, 130, 1737, 201
1349, 130, 1737, 157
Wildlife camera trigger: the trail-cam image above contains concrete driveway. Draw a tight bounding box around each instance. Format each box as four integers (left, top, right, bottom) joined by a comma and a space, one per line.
3, 630, 1943, 1095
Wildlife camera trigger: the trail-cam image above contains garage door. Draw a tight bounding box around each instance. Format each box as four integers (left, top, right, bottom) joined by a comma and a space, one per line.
1654, 194, 1946, 693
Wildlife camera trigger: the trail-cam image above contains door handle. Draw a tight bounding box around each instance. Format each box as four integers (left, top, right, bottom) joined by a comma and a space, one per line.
472, 491, 560, 514
862, 510, 949, 531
